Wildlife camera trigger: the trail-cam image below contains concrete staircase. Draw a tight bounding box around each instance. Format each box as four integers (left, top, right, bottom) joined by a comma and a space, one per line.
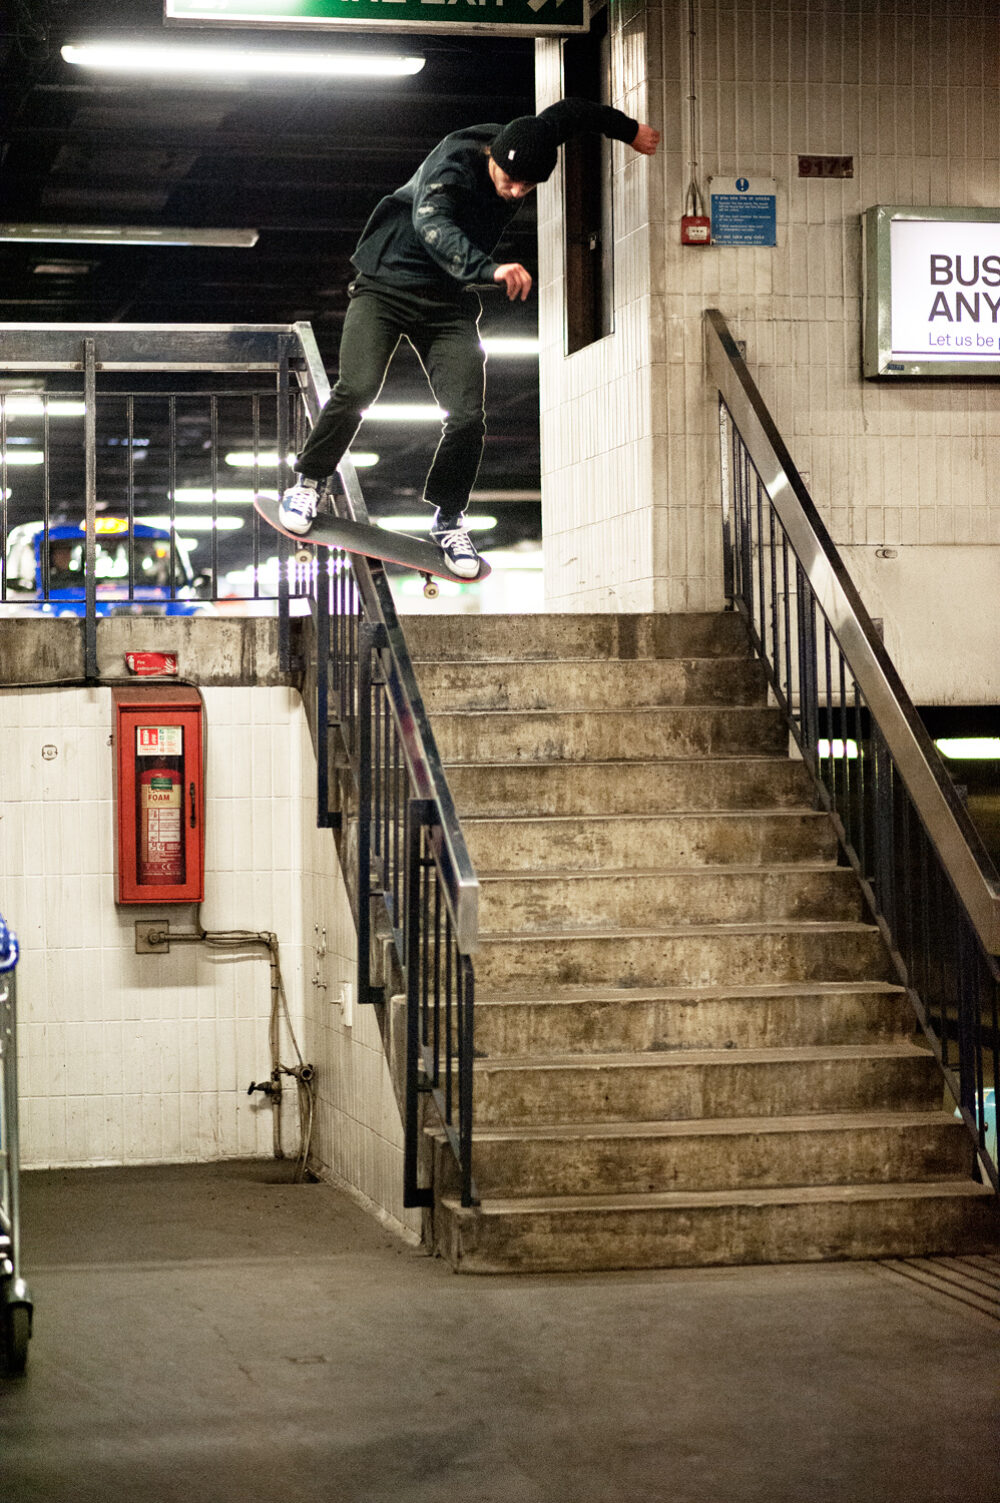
405, 613, 997, 1273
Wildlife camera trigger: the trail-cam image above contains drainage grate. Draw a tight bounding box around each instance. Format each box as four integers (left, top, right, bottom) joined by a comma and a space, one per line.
877, 1255, 1000, 1327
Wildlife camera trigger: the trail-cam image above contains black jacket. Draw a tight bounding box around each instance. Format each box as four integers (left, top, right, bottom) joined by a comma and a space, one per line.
350, 97, 638, 292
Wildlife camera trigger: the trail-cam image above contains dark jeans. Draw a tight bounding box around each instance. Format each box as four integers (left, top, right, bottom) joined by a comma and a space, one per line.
295, 274, 486, 524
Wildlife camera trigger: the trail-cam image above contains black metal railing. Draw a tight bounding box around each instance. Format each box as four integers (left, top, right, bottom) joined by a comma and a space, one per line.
0, 322, 479, 1209
290, 336, 479, 1210
706, 307, 1000, 1192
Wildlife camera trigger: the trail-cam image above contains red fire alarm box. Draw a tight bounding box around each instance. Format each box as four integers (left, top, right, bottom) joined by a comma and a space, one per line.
112, 687, 205, 904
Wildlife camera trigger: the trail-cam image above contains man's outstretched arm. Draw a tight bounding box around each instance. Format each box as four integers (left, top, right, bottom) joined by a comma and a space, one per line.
538, 96, 660, 156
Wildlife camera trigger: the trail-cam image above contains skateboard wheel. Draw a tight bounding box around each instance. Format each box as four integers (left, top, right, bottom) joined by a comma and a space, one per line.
422, 578, 439, 600
295, 548, 312, 566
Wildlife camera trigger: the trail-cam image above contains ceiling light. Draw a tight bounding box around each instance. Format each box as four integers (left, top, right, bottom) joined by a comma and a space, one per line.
33, 261, 93, 276
172, 488, 274, 504
0, 451, 44, 466
62, 42, 424, 79
818, 739, 859, 760
479, 549, 544, 570
1, 397, 86, 418
363, 404, 444, 423
481, 338, 540, 356
146, 515, 245, 532
470, 489, 542, 502
224, 450, 378, 468
935, 738, 1000, 760
0, 224, 258, 248
377, 514, 496, 533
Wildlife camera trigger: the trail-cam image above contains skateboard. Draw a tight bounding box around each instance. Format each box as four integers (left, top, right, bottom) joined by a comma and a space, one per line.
253, 495, 491, 599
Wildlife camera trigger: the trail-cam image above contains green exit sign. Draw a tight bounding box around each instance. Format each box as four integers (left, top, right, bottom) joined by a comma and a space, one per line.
165, 0, 587, 34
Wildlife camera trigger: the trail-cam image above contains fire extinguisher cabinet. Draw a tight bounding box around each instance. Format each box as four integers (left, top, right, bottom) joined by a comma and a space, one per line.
112, 687, 205, 905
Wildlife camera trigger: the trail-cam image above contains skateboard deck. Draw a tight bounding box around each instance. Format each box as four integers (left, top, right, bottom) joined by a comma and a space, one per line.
254, 495, 490, 598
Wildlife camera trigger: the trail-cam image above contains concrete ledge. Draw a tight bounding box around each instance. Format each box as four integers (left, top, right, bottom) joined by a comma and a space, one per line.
0, 615, 298, 687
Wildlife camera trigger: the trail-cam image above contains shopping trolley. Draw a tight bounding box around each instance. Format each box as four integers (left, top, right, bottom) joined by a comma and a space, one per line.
0, 913, 32, 1375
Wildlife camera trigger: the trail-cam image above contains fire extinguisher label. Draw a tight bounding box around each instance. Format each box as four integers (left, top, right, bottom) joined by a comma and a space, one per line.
137, 725, 183, 757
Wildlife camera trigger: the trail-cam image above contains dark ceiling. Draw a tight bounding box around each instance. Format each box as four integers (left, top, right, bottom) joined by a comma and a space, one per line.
0, 0, 542, 561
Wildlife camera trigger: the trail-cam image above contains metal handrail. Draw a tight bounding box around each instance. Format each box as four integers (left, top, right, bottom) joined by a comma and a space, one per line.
290, 330, 479, 1206
705, 308, 1000, 955
706, 307, 999, 1192
289, 330, 479, 959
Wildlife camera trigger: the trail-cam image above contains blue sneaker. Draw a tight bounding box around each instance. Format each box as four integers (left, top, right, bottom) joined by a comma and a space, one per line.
431, 522, 480, 580
278, 477, 323, 535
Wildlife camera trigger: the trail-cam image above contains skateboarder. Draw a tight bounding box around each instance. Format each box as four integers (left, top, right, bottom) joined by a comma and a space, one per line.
278, 98, 660, 577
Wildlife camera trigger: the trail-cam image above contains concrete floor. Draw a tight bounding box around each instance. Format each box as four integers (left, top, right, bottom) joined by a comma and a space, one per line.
3, 1161, 998, 1503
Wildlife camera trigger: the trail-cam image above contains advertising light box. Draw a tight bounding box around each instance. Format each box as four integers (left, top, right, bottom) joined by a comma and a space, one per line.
864, 205, 1000, 377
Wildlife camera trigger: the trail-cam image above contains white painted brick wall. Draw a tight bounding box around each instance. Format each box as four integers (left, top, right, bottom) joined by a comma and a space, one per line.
0, 683, 419, 1237
536, 0, 1000, 692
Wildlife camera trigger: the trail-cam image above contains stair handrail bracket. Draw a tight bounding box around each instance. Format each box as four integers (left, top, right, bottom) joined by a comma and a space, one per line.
706, 307, 1000, 1192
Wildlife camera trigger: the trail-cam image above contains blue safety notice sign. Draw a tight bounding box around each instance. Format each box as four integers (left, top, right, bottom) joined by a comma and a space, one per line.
709, 177, 777, 246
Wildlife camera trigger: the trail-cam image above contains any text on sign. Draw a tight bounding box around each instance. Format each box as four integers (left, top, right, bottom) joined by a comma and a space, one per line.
709, 177, 777, 247
863, 207, 1000, 377
890, 219, 1000, 362
165, 0, 587, 33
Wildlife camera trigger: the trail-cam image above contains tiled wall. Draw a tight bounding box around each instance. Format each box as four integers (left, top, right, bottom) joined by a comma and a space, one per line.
536, 0, 1000, 698
0, 682, 418, 1235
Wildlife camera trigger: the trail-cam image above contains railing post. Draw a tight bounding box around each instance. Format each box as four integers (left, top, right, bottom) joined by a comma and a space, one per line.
314, 559, 337, 830
356, 622, 375, 1008
275, 336, 293, 674
718, 397, 735, 605
458, 954, 475, 1208
404, 799, 434, 1209
82, 338, 98, 682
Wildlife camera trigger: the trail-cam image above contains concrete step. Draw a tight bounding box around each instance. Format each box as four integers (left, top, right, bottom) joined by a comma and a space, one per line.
472, 982, 913, 1057
441, 1112, 974, 1198
447, 756, 813, 817
472, 1043, 940, 1126
446, 757, 813, 817
463, 810, 837, 871
474, 920, 891, 991
406, 611, 751, 663
436, 1180, 1000, 1273
478, 864, 862, 931
417, 657, 767, 713
433, 705, 788, 763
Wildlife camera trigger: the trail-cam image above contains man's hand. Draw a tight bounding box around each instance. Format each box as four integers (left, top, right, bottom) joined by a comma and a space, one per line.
493, 263, 533, 302
630, 123, 660, 156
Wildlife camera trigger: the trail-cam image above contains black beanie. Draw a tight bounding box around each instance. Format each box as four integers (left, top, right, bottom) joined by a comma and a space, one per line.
489, 116, 559, 184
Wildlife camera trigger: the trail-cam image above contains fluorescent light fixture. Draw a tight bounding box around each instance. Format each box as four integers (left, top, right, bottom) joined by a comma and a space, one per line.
818, 739, 859, 760
480, 337, 540, 356
0, 451, 44, 466
146, 515, 245, 532
480, 549, 544, 570
0, 223, 258, 248
1, 397, 86, 418
470, 489, 542, 502
377, 514, 496, 533
363, 404, 444, 423
61, 42, 424, 78
224, 450, 378, 468
935, 738, 1000, 760
172, 487, 274, 505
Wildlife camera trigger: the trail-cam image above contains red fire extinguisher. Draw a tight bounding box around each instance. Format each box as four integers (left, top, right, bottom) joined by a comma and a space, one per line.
138, 761, 185, 885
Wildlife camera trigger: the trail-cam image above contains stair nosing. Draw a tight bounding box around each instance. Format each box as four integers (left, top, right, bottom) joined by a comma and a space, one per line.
472, 980, 908, 1004
474, 1042, 935, 1071
442, 1180, 996, 1215
477, 919, 882, 944
437, 1110, 966, 1146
